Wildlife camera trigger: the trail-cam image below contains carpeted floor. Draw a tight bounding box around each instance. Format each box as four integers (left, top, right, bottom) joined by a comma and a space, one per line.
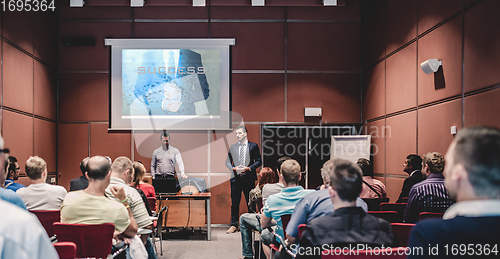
156, 227, 244, 259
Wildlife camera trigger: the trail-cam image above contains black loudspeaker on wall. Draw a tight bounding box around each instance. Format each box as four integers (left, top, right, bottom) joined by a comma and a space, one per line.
62, 37, 96, 46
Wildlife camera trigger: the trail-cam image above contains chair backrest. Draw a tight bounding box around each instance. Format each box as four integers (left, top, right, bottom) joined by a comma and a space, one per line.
280, 214, 292, 237
30, 210, 61, 237
53, 222, 115, 258
53, 242, 77, 259
419, 212, 444, 221
391, 223, 415, 247
157, 205, 168, 229
147, 197, 157, 212
362, 197, 390, 211
322, 247, 407, 259
368, 211, 400, 223
142, 175, 153, 185
379, 203, 407, 222
298, 224, 307, 239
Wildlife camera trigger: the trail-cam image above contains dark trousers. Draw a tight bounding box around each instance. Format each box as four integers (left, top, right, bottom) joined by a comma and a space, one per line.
230, 178, 254, 226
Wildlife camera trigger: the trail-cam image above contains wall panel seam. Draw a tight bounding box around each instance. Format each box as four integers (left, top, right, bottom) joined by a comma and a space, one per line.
1, 36, 56, 71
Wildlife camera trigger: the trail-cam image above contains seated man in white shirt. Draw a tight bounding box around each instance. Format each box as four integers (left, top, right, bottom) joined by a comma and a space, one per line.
17, 156, 67, 211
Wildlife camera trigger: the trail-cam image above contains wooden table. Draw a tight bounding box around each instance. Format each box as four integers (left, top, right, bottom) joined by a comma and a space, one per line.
156, 192, 212, 241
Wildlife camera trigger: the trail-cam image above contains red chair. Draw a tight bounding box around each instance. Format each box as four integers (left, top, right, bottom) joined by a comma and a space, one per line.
322, 247, 407, 258
419, 212, 444, 221
270, 214, 292, 252
380, 203, 407, 222
391, 223, 415, 247
53, 242, 77, 259
147, 196, 157, 212
362, 197, 390, 211
368, 211, 400, 223
53, 223, 115, 258
30, 210, 61, 237
298, 224, 307, 239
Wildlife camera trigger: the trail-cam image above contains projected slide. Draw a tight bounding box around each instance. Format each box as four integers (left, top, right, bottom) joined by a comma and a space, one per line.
106, 38, 234, 131
122, 49, 221, 116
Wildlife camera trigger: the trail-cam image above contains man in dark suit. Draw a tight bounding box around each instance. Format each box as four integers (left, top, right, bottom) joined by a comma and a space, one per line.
133, 49, 210, 115
408, 126, 500, 258
69, 157, 89, 192
396, 154, 424, 203
225, 125, 262, 234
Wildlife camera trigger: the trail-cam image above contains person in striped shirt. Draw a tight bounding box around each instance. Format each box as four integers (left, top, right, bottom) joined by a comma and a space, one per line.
404, 152, 454, 223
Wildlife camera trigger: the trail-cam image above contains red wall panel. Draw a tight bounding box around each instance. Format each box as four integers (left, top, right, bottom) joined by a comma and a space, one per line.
385, 111, 417, 177
287, 73, 361, 122
57, 123, 89, 190
418, 99, 462, 156
34, 62, 57, 120
59, 22, 132, 71
34, 119, 57, 172
362, 7, 385, 68
3, 44, 34, 114
211, 6, 284, 19
90, 123, 131, 159
386, 177, 405, 202
59, 5, 131, 20
34, 11, 58, 67
417, 16, 463, 105
3, 111, 34, 176
364, 120, 386, 175
211, 22, 285, 70
231, 73, 285, 122
417, 0, 462, 35
135, 6, 208, 19
464, 88, 500, 129
464, 0, 500, 92
363, 62, 385, 120
385, 0, 417, 55
3, 11, 34, 54
134, 23, 209, 38
287, 22, 361, 71
59, 73, 109, 122
385, 43, 416, 114
288, 0, 360, 21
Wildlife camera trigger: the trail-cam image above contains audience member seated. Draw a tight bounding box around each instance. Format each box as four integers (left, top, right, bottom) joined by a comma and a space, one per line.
239, 158, 287, 259
404, 152, 453, 223
298, 159, 395, 259
285, 159, 368, 245
17, 156, 67, 210
133, 161, 156, 212
358, 158, 386, 199
0, 142, 26, 210
61, 155, 138, 237
0, 199, 59, 258
69, 157, 89, 192
4, 156, 25, 191
132, 161, 153, 216
105, 156, 155, 259
260, 159, 315, 259
397, 154, 424, 203
409, 126, 500, 257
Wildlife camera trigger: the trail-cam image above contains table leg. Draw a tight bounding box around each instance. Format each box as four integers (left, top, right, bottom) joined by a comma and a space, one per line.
207, 198, 211, 241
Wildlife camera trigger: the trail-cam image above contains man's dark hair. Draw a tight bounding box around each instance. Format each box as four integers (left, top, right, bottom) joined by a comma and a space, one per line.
328, 159, 363, 202
276, 156, 292, 173
407, 154, 423, 171
356, 158, 373, 177
236, 125, 247, 133
87, 156, 111, 180
453, 126, 500, 199
160, 131, 170, 139
7, 156, 17, 179
80, 157, 89, 175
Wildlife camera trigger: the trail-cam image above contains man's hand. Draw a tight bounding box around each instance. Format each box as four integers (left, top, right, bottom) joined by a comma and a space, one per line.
110, 186, 126, 201
180, 174, 188, 179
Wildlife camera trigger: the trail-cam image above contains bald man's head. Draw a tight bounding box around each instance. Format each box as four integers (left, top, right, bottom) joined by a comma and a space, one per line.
87, 156, 111, 180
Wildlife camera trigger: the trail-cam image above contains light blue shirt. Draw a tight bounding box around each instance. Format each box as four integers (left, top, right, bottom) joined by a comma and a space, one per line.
0, 187, 27, 210
263, 186, 315, 239
151, 145, 185, 178
285, 189, 368, 239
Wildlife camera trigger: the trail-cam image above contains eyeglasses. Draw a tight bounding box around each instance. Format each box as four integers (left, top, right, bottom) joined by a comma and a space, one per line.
0, 148, 9, 154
